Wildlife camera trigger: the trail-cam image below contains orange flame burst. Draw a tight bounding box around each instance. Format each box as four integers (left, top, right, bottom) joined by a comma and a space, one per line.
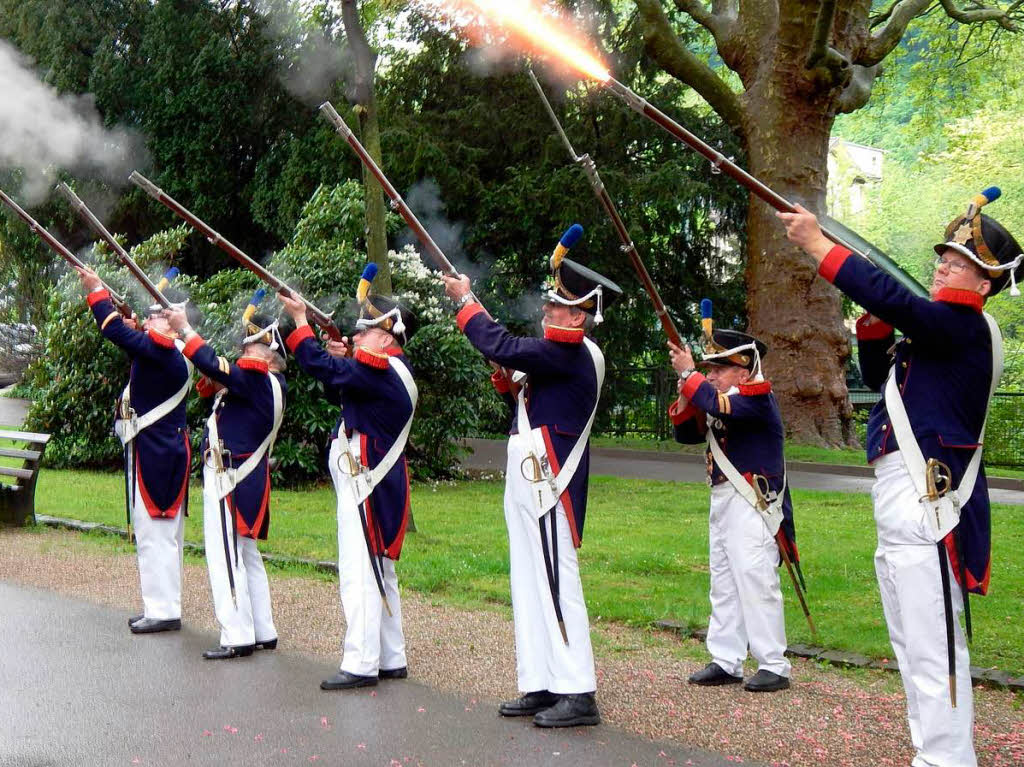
430, 0, 611, 82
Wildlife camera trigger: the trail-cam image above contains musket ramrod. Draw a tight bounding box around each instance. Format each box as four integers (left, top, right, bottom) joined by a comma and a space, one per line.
0, 187, 133, 317
528, 69, 683, 347
129, 171, 342, 341
57, 183, 171, 309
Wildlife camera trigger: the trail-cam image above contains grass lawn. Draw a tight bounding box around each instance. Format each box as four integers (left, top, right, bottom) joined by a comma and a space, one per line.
30, 468, 1024, 673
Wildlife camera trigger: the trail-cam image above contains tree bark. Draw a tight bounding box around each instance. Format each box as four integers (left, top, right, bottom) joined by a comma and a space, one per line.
742, 92, 855, 446
340, 0, 392, 295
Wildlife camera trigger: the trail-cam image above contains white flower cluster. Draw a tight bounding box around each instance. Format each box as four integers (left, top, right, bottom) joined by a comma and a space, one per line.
388, 246, 448, 324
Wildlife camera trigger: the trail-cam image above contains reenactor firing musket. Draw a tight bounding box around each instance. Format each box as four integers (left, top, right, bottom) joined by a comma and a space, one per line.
0, 187, 133, 318
56, 182, 177, 310
128, 171, 343, 342
528, 69, 684, 347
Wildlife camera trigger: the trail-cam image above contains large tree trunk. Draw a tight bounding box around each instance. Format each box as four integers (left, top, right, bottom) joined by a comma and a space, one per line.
743, 94, 855, 446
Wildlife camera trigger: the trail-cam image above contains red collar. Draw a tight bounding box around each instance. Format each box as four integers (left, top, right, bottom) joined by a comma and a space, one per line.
935, 287, 984, 313
383, 345, 404, 357
147, 328, 177, 348
738, 380, 772, 396
543, 325, 584, 344
237, 356, 269, 374
354, 347, 390, 369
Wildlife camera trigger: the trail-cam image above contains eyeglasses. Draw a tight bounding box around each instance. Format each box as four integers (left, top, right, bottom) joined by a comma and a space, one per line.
933, 256, 972, 274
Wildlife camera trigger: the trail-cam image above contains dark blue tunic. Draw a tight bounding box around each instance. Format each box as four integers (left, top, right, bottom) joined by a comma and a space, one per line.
184, 334, 286, 540
286, 325, 414, 559
458, 302, 600, 547
820, 245, 993, 594
87, 289, 190, 517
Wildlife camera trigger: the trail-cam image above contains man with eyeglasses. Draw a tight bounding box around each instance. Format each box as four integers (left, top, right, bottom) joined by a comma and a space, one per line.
779, 189, 1023, 767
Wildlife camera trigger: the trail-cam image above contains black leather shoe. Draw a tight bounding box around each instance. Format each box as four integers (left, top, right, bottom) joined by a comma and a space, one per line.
255, 638, 278, 651
744, 669, 790, 692
130, 618, 181, 634
378, 666, 408, 680
498, 690, 560, 717
128, 614, 144, 627
533, 693, 601, 728
202, 645, 255, 660
320, 671, 378, 690
688, 662, 743, 686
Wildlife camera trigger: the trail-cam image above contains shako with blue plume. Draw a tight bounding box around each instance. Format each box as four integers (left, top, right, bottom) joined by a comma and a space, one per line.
349, 263, 418, 344
545, 223, 623, 323
696, 297, 767, 378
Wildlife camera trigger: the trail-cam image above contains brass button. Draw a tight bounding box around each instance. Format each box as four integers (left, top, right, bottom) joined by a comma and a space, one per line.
901, 362, 908, 368
882, 424, 888, 431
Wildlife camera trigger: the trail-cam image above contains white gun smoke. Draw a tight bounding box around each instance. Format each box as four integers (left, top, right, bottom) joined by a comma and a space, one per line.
0, 40, 149, 204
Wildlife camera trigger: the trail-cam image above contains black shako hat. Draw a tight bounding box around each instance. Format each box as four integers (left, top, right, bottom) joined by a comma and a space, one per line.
547, 224, 623, 322
350, 263, 418, 344
933, 186, 1024, 296
699, 328, 767, 373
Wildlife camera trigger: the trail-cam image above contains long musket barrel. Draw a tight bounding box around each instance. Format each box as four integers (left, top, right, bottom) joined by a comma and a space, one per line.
56, 183, 170, 309
602, 77, 929, 299
319, 102, 464, 281
128, 171, 342, 340
529, 70, 684, 347
0, 187, 133, 316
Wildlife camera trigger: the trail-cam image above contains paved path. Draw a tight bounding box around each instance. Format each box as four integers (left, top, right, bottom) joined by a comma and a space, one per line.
462, 438, 1024, 506
0, 581, 745, 767
0, 394, 29, 427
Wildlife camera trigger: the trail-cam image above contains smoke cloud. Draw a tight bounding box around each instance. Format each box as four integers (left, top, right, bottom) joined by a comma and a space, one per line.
0, 40, 149, 205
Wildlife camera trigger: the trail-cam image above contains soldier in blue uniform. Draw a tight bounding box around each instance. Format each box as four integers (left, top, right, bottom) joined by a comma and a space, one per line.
279, 266, 418, 690
166, 299, 287, 660
779, 188, 1023, 767
442, 225, 621, 728
668, 317, 798, 693
77, 266, 193, 635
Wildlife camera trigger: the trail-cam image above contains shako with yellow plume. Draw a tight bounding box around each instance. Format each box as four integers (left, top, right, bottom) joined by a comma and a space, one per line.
350, 263, 418, 344
240, 287, 284, 351
545, 224, 622, 323
934, 186, 1024, 297
697, 298, 767, 379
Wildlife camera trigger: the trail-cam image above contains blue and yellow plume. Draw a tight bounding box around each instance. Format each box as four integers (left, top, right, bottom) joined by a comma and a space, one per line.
700, 298, 714, 343
155, 266, 179, 293
550, 224, 584, 270
242, 287, 266, 326
357, 263, 378, 303
966, 186, 1001, 219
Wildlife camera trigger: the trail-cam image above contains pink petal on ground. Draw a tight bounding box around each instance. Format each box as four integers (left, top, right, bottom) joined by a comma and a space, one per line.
131, 760, 140, 765
202, 730, 212, 737
370, 690, 377, 697
417, 707, 425, 713
357, 744, 367, 750
320, 716, 330, 728
254, 733, 264, 742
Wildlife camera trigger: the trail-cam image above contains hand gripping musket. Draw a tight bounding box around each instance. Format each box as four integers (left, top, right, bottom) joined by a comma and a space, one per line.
56, 183, 173, 309
922, 457, 960, 707
128, 171, 343, 341
0, 187, 133, 317
318, 101, 516, 384
528, 69, 684, 347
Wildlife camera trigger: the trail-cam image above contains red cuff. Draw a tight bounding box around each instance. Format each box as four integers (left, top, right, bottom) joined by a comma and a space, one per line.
196, 376, 218, 398
490, 370, 510, 394
669, 398, 697, 425
681, 371, 707, 401
855, 313, 894, 341
286, 324, 315, 353
182, 334, 205, 359
456, 302, 486, 332
817, 245, 852, 283
86, 289, 111, 308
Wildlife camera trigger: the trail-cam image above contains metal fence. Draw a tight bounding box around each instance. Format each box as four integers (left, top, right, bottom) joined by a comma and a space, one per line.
596, 369, 1024, 467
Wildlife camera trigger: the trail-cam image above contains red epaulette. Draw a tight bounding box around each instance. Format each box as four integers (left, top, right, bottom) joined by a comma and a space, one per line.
738, 381, 772, 396
543, 325, 584, 344
237, 357, 269, 374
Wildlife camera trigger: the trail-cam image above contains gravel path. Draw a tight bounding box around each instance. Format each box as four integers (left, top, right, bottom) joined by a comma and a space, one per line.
2, 526, 1022, 767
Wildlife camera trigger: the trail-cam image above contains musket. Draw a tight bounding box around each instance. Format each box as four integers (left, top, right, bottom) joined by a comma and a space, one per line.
128, 171, 342, 341
56, 183, 171, 309
528, 69, 684, 346
0, 188, 133, 317
598, 78, 929, 299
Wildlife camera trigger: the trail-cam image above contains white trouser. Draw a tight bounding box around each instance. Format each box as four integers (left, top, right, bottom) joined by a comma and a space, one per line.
873, 452, 976, 767
202, 466, 277, 648
504, 437, 596, 695
131, 478, 185, 621
705, 483, 790, 677
328, 438, 406, 676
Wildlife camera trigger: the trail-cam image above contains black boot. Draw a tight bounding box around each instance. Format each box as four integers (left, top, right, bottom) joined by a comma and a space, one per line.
378, 666, 408, 680
128, 614, 144, 627
320, 671, 377, 690
688, 662, 743, 686
255, 638, 278, 651
743, 669, 790, 692
130, 617, 181, 634
533, 693, 601, 728
202, 645, 255, 660
498, 690, 560, 717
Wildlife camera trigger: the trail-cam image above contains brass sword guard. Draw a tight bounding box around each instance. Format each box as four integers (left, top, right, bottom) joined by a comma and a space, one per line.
337, 451, 361, 476
751, 473, 772, 513
521, 453, 542, 483
923, 458, 953, 502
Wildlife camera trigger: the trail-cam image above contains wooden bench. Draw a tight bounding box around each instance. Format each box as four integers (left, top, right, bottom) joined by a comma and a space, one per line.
0, 429, 51, 526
